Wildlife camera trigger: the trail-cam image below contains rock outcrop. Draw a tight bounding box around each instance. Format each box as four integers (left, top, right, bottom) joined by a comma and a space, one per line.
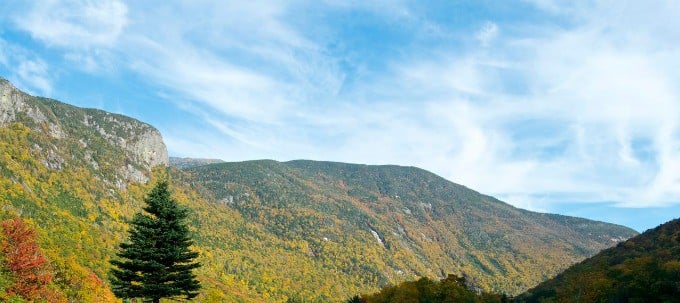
0, 78, 168, 183
1, 79, 51, 125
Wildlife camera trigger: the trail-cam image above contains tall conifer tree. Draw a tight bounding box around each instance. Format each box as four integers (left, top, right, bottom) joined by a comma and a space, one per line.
109, 181, 200, 302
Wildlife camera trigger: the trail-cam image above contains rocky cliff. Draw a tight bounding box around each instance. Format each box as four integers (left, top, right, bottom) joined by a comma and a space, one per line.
0, 78, 167, 184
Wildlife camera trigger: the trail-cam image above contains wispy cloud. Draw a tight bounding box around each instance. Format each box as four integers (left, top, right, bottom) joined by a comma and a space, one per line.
11, 0, 128, 48
476, 21, 499, 47
0, 38, 52, 95
118, 1, 342, 125
16, 59, 51, 95
369, 3, 680, 207
3, 0, 680, 212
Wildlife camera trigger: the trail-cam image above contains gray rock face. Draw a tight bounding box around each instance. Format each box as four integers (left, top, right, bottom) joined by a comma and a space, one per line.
0, 78, 169, 182
1, 79, 50, 125
81, 110, 169, 170
130, 128, 169, 169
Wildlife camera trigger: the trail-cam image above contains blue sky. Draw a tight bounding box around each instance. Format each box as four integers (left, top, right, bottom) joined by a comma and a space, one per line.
1, 0, 680, 232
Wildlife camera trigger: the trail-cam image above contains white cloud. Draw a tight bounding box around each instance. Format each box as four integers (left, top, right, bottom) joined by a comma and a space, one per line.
266, 0, 680, 208
0, 38, 52, 95
63, 49, 117, 73
150, 0, 680, 208
16, 59, 52, 95
12, 0, 128, 48
476, 21, 499, 47
113, 1, 345, 125
5, 0, 680, 210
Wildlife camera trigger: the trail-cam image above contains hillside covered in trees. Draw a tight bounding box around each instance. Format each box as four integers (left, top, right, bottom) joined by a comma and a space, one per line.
180, 160, 636, 296
517, 218, 680, 302
0, 78, 638, 301
346, 218, 680, 303
352, 274, 509, 303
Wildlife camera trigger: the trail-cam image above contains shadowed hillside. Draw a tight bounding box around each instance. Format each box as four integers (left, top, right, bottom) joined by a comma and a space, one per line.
517, 218, 680, 302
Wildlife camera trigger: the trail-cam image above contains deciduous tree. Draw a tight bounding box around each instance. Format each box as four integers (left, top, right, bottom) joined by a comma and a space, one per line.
0, 218, 62, 301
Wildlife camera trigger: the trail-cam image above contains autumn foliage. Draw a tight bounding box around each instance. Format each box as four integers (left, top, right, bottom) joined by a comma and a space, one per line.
356, 274, 508, 303
518, 218, 680, 302
0, 218, 65, 302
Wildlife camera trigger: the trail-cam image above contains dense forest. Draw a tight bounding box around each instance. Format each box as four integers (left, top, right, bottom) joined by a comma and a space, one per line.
181, 159, 636, 296
350, 274, 510, 303
517, 218, 680, 302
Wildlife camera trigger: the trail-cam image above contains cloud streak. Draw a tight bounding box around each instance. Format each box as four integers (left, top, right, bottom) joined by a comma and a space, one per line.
0, 38, 53, 95
2, 0, 680, 212
12, 0, 128, 48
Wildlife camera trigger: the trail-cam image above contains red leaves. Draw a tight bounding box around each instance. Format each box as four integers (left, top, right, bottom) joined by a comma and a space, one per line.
0, 218, 54, 299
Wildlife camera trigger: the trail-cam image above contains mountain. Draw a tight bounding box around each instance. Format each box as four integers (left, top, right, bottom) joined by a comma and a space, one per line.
169, 156, 225, 169
0, 78, 167, 186
0, 77, 637, 302
179, 160, 636, 296
0, 78, 279, 302
517, 218, 680, 302
0, 78, 175, 300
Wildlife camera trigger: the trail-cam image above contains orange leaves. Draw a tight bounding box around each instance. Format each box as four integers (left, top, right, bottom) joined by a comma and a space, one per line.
0, 218, 64, 302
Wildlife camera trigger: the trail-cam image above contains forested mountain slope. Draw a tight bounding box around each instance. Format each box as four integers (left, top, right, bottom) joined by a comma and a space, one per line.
0, 77, 637, 302
0, 78, 268, 302
181, 160, 637, 295
517, 218, 680, 302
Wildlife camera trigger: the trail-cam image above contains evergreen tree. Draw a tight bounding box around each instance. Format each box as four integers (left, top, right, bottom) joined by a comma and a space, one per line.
109, 181, 201, 302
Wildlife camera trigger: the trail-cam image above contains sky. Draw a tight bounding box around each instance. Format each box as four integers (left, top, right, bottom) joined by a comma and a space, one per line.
1, 0, 680, 232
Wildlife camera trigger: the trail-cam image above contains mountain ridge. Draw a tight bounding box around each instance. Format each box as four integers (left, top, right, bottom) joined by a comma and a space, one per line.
0, 78, 638, 301
169, 156, 225, 169
181, 159, 637, 295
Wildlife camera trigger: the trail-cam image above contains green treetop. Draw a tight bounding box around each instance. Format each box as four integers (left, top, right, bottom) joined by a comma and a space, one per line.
109, 180, 201, 302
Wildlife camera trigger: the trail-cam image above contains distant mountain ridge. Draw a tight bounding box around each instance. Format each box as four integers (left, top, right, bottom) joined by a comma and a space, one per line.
0, 78, 638, 301
169, 156, 224, 169
181, 159, 637, 295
